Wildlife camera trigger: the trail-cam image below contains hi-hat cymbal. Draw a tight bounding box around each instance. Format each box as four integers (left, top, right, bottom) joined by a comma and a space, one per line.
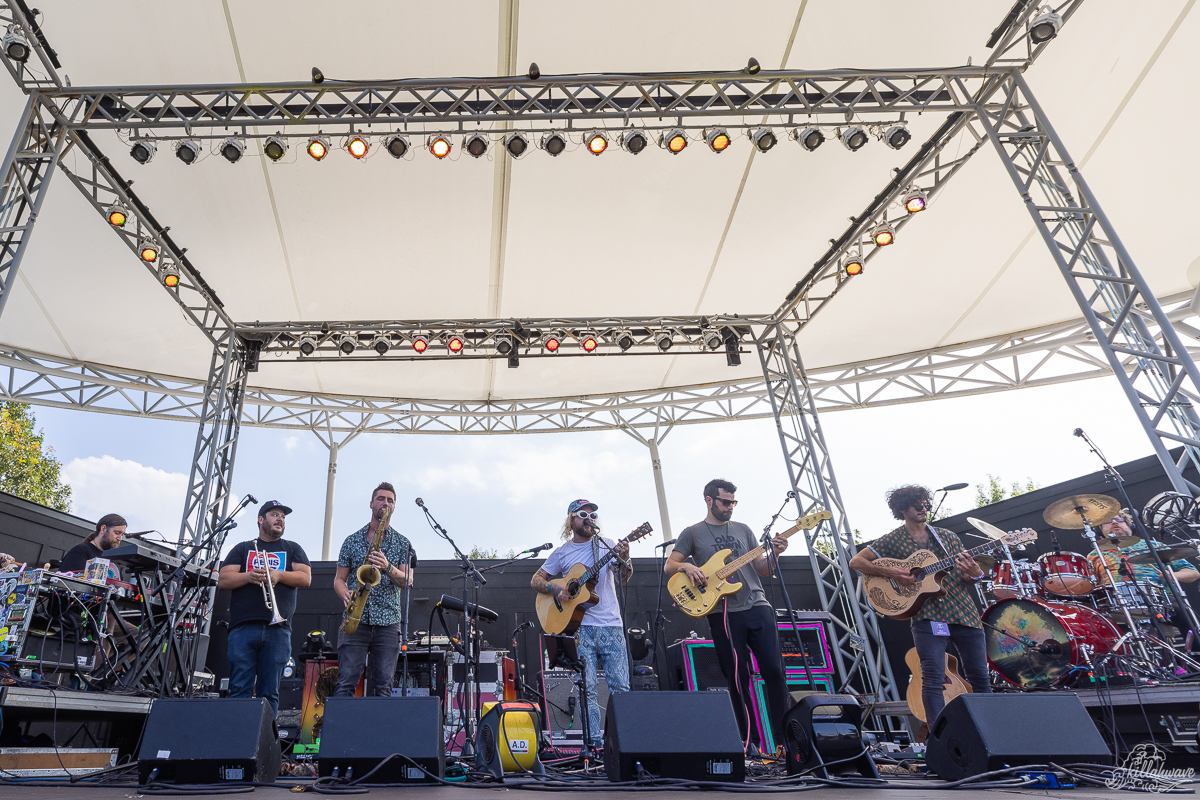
1042, 494, 1121, 529
1096, 535, 1141, 550
967, 516, 1008, 540
1126, 545, 1198, 564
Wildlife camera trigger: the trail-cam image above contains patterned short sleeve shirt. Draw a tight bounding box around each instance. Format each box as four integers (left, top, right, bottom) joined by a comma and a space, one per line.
337, 525, 411, 627
867, 525, 981, 628
1088, 540, 1194, 588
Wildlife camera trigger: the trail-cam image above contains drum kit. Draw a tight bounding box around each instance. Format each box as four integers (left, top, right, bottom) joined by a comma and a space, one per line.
969, 494, 1200, 690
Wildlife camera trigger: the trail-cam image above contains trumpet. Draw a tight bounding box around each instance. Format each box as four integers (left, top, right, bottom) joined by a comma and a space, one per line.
253, 541, 286, 626
341, 505, 391, 636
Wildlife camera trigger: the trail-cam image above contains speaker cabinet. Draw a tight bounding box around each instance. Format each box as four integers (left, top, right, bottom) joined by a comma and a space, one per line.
782, 695, 877, 778
137, 698, 280, 784
604, 692, 744, 782
926, 694, 1113, 781
541, 668, 609, 744
318, 697, 444, 783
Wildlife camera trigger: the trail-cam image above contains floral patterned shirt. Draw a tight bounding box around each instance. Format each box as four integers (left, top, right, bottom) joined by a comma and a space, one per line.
866, 525, 981, 628
337, 524, 411, 627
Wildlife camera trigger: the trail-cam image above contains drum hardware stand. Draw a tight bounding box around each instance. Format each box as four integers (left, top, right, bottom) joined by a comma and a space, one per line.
1079, 514, 1154, 661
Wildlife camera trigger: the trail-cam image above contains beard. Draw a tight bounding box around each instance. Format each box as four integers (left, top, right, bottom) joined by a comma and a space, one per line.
711, 505, 733, 523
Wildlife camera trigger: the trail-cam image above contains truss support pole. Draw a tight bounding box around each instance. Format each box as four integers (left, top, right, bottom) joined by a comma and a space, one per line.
978, 70, 1200, 495
647, 437, 673, 543
757, 324, 898, 701
323, 441, 339, 561
0, 95, 66, 320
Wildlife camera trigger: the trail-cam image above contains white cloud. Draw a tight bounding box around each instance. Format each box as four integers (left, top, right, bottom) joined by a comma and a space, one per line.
283, 435, 301, 452
62, 456, 188, 536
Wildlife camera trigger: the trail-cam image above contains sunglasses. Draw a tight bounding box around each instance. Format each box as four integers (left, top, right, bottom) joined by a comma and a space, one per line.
712, 497, 738, 508
912, 502, 933, 511
574, 510, 599, 521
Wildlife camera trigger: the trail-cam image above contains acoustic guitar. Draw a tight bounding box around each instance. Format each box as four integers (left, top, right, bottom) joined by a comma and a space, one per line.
668, 510, 832, 618
535, 523, 653, 636
903, 648, 971, 722
863, 528, 1037, 619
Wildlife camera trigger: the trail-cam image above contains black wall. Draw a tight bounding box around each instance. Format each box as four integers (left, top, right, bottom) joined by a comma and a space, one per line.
0, 491, 93, 567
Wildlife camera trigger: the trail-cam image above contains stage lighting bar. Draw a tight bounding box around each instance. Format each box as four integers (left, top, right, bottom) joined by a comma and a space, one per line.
264, 135, 288, 162
307, 136, 330, 160
130, 140, 157, 164
428, 134, 452, 159
385, 134, 410, 158
585, 132, 608, 155
704, 128, 731, 153
175, 139, 201, 165
621, 130, 648, 155
220, 137, 245, 163
464, 133, 488, 158
3, 24, 31, 63
793, 127, 824, 151
346, 135, 370, 159
505, 132, 529, 158
750, 128, 777, 153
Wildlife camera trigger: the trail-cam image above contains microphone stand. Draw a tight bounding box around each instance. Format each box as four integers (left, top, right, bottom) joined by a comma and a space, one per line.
763, 493, 816, 702
400, 551, 417, 697
651, 540, 675, 688
421, 500, 485, 756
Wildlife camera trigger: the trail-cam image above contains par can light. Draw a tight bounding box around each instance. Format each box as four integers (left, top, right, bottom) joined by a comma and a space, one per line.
346, 135, 370, 159
544, 329, 564, 352
540, 132, 567, 157
872, 223, 895, 247
428, 135, 452, 159
842, 253, 864, 276
307, 136, 330, 161
504, 132, 529, 158
620, 130, 648, 155
750, 128, 777, 153
904, 188, 928, 214
2, 25, 30, 63
337, 334, 357, 355
654, 330, 674, 351
264, 136, 288, 162
106, 204, 128, 228
793, 127, 824, 151
704, 128, 731, 153
298, 336, 317, 356
1029, 6, 1063, 43
130, 140, 157, 164
464, 133, 489, 158
220, 137, 246, 163
412, 336, 429, 353
585, 132, 608, 155
882, 124, 911, 150
615, 329, 635, 351
175, 140, 202, 165
160, 261, 180, 288
661, 129, 688, 154
139, 238, 159, 263
840, 126, 868, 151
579, 332, 599, 352
447, 334, 465, 353
384, 134, 410, 158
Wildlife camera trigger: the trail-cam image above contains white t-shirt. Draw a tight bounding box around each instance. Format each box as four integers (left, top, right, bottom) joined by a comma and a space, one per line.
541, 536, 624, 628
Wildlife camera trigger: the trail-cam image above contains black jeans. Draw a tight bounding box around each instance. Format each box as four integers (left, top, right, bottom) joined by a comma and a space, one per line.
708, 604, 788, 749
910, 619, 991, 723
335, 623, 401, 697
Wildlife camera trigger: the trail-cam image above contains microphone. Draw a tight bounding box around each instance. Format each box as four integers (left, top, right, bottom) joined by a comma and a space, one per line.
246, 494, 258, 505
567, 696, 576, 720
521, 543, 554, 554
1052, 533, 1061, 555
656, 539, 678, 549
940, 483, 969, 492
123, 530, 156, 540
415, 497, 424, 507
511, 620, 536, 647
1074, 428, 1084, 437
1035, 641, 1063, 656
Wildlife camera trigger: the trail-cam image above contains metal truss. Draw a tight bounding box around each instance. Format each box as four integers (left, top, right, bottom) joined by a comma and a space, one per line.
0, 1, 62, 92
757, 323, 898, 701
977, 70, 1200, 495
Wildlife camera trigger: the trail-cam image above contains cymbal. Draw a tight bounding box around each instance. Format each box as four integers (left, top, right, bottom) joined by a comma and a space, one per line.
1096, 535, 1141, 550
1042, 494, 1121, 529
1126, 545, 1198, 564
967, 516, 1008, 540
974, 554, 996, 571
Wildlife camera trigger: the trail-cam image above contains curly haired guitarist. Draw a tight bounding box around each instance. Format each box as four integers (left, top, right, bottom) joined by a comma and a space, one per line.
849, 484, 990, 729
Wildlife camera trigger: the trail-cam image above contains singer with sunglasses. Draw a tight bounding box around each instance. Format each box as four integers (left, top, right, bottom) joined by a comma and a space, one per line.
531, 498, 632, 752
849, 485, 990, 733
665, 479, 790, 756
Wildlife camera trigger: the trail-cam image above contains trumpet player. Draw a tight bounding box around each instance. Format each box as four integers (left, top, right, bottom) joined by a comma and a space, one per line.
218, 500, 311, 714
333, 482, 412, 697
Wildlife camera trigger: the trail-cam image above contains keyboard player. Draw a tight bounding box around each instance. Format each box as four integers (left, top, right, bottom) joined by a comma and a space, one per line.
61, 513, 127, 572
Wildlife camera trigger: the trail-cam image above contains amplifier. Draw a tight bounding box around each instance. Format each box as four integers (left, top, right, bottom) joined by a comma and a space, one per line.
541, 668, 609, 744
392, 649, 447, 699
0, 570, 111, 673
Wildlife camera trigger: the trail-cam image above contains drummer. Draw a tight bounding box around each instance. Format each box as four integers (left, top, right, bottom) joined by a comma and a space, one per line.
1089, 511, 1198, 588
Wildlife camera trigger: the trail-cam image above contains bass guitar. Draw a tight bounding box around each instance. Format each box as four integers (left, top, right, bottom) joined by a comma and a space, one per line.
668, 509, 832, 618
863, 528, 1037, 619
535, 522, 653, 636
903, 647, 970, 722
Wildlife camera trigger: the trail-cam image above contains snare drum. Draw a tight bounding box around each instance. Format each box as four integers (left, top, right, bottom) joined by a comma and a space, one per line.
989, 560, 1042, 599
1094, 580, 1170, 620
1037, 551, 1095, 596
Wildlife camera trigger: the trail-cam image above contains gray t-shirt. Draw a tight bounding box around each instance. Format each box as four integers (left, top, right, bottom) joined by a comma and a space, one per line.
674, 520, 769, 613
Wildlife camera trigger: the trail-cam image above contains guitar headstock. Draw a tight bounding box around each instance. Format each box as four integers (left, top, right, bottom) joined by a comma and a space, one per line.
798, 509, 833, 530
1001, 527, 1038, 547
627, 522, 653, 543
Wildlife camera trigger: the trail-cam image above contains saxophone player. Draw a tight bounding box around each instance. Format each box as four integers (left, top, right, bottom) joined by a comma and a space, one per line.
217, 500, 312, 715
333, 482, 413, 697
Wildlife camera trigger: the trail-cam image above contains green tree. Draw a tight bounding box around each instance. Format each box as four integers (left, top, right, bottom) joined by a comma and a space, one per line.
0, 402, 72, 512
974, 474, 1039, 508
467, 546, 516, 560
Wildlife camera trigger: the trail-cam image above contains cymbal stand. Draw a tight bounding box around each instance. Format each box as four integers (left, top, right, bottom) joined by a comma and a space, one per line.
1079, 513, 1152, 663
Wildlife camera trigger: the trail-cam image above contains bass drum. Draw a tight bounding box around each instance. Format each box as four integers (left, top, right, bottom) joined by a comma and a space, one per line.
982, 597, 1124, 689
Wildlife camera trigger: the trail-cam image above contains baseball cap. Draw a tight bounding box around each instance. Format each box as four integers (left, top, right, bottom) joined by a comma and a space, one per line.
567, 498, 598, 514
259, 500, 293, 517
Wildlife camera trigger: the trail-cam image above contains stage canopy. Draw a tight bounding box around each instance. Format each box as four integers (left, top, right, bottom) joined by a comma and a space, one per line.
0, 1, 1194, 404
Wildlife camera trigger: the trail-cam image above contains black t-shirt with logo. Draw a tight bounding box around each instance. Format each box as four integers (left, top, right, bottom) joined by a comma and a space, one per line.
220, 538, 310, 630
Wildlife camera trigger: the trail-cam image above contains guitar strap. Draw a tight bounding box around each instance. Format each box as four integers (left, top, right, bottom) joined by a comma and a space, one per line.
926, 526, 951, 559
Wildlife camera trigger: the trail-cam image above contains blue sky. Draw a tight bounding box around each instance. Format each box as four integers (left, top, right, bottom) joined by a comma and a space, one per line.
33, 372, 1159, 565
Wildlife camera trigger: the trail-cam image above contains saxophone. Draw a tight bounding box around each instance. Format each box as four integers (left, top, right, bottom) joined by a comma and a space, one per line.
340, 505, 392, 636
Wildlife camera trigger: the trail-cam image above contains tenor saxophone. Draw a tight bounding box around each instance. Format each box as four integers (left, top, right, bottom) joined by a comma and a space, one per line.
341, 505, 392, 635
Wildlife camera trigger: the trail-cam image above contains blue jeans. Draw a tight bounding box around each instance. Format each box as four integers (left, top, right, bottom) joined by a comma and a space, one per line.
227, 621, 292, 715
577, 625, 630, 748
911, 620, 991, 723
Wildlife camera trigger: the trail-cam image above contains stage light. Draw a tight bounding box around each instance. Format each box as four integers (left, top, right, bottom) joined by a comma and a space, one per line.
428, 135, 452, 159
312, 66, 324, 85
337, 334, 357, 355
263, 136, 288, 162
3, 25, 30, 63
621, 130, 648, 155
106, 204, 128, 228
615, 329, 635, 352
725, 329, 741, 367
385, 134, 409, 158
307, 136, 330, 161
585, 131, 608, 156
545, 329, 564, 352
504, 132, 529, 158
159, 261, 180, 288
842, 253, 864, 276
750, 128, 777, 153
138, 238, 159, 263
464, 133, 489, 158
745, 57, 761, 75
1029, 6, 1062, 43
528, 62, 541, 80
661, 129, 687, 154
412, 335, 429, 353
447, 334, 465, 354
793, 127, 824, 151
904, 188, 928, 214
872, 223, 895, 247
346, 135, 369, 159
370, 335, 390, 355
495, 334, 514, 356
704, 128, 731, 153
701, 328, 723, 350
219, 137, 245, 163
130, 140, 157, 164
579, 331, 599, 352
654, 330, 674, 351
882, 124, 910, 150
540, 132, 566, 157
840, 126, 868, 151
175, 140, 201, 165
298, 336, 317, 356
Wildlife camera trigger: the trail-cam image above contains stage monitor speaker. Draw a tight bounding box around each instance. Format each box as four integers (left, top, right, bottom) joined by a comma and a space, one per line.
604, 692, 744, 782
137, 698, 280, 784
782, 695, 878, 778
926, 694, 1113, 781
542, 668, 609, 742
318, 697, 444, 783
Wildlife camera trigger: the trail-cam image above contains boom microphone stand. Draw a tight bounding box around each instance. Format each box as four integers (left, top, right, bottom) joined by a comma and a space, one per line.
763, 493, 816, 696
418, 497, 485, 755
